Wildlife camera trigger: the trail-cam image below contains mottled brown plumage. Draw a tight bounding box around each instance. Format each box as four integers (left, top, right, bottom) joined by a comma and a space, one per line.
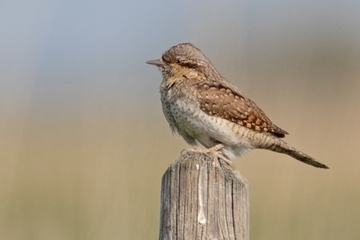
197, 82, 288, 137
146, 43, 328, 169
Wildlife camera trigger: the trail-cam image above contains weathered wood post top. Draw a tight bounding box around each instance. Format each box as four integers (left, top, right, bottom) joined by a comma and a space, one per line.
158, 150, 249, 240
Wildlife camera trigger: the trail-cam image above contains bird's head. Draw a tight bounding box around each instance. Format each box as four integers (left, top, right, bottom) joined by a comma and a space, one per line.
146, 43, 215, 81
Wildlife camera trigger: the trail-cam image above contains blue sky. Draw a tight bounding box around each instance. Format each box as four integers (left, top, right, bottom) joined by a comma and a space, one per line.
1, 0, 359, 117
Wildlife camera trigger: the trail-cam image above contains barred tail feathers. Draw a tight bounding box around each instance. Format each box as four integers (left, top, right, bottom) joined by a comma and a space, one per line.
258, 135, 329, 169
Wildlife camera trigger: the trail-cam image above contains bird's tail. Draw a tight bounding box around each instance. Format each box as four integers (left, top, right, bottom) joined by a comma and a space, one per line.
258, 136, 329, 169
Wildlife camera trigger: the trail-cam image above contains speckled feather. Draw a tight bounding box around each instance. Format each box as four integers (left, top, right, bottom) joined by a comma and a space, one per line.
147, 43, 328, 169
161, 43, 287, 137
196, 82, 288, 137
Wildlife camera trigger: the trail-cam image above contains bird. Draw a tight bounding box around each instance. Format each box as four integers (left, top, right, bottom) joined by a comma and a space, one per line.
146, 43, 328, 169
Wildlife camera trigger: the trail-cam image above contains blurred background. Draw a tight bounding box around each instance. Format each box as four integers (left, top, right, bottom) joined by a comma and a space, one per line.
1, 0, 359, 239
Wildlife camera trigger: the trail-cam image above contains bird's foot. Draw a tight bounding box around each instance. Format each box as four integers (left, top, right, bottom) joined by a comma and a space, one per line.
181, 144, 235, 169
207, 145, 235, 169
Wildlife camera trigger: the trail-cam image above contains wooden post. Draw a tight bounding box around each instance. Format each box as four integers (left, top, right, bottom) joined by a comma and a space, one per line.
158, 150, 249, 240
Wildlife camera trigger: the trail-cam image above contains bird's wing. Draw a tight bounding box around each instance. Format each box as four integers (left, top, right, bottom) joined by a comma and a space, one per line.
196, 81, 288, 138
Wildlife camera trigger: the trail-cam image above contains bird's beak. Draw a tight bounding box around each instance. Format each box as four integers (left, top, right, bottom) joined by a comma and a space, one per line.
146, 58, 165, 67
